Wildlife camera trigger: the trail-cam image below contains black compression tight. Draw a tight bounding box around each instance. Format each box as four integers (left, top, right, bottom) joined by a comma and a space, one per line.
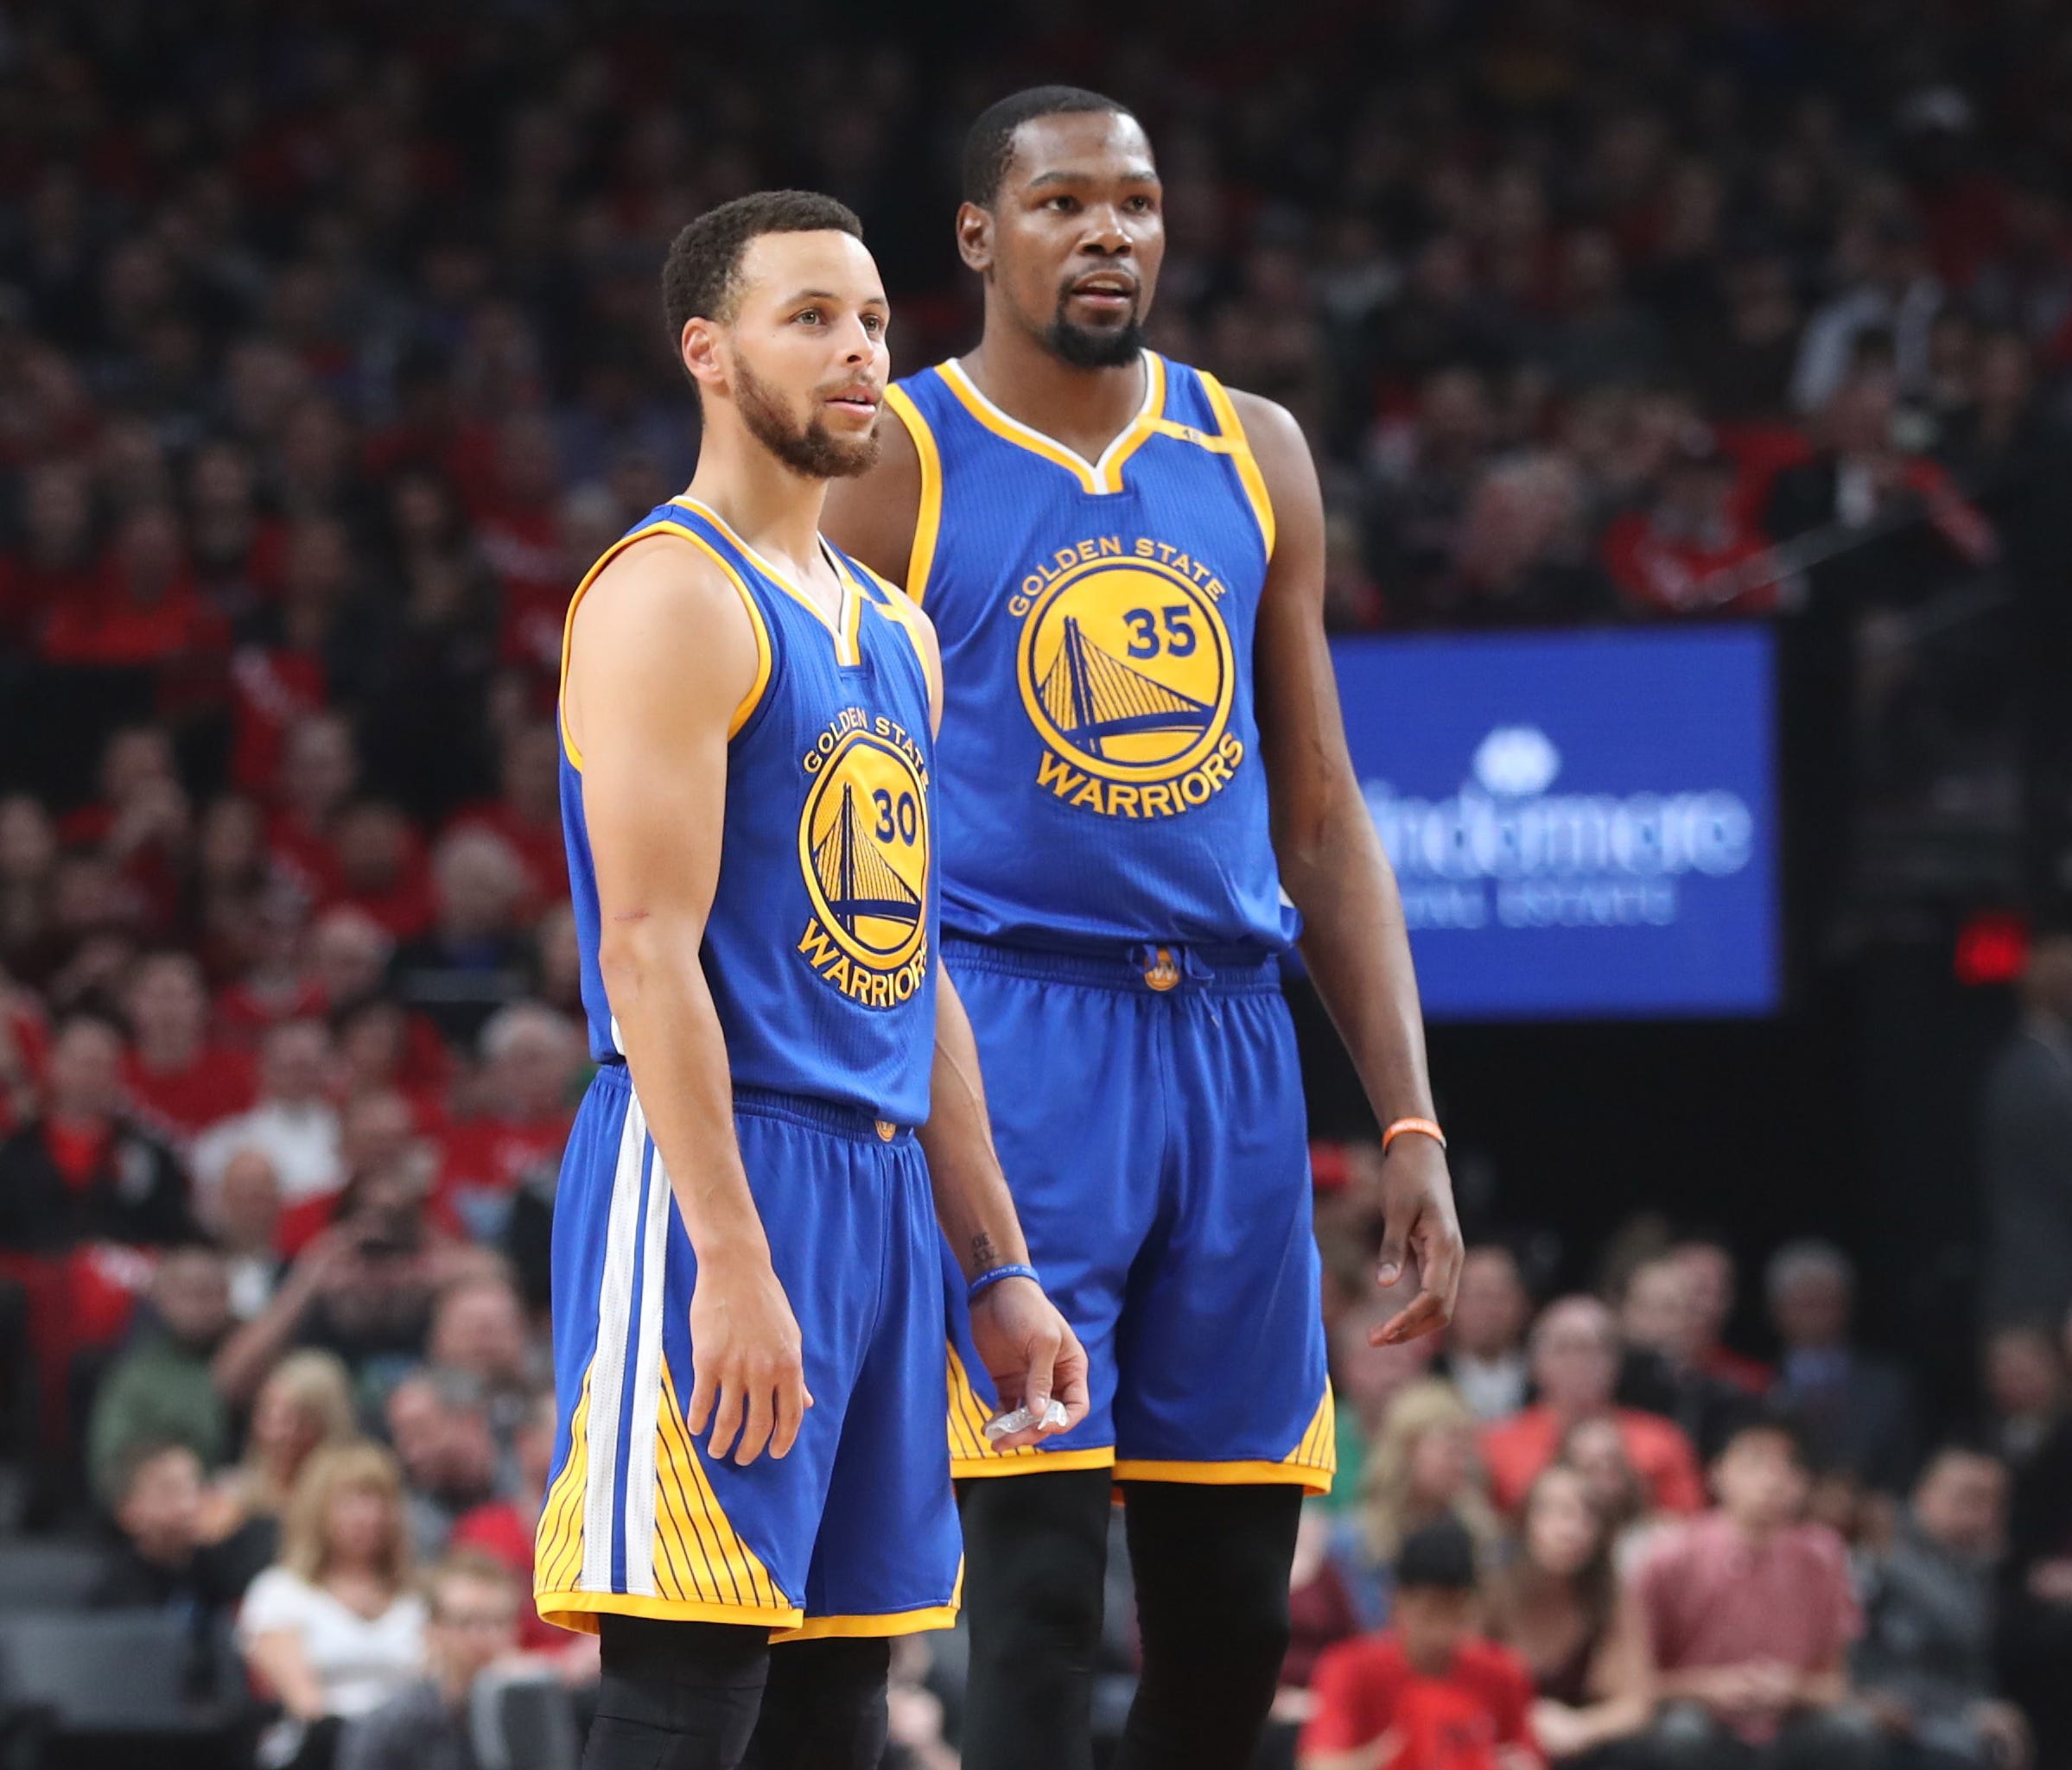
743, 1636, 891, 1769
957, 1469, 1303, 1770
959, 1467, 1115, 1770
582, 1616, 890, 1770
1113, 1481, 1303, 1770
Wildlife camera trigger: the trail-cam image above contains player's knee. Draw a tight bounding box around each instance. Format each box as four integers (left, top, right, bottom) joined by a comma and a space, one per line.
588, 1617, 770, 1767
748, 1637, 890, 1770
961, 1473, 1109, 1650
1141, 1587, 1290, 1679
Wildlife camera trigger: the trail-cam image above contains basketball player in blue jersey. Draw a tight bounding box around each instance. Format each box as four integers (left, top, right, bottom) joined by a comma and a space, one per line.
823, 91, 1465, 1770
541, 189, 1086, 1770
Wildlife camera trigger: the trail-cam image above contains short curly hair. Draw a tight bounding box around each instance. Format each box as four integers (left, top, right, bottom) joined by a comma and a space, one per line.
661, 190, 864, 348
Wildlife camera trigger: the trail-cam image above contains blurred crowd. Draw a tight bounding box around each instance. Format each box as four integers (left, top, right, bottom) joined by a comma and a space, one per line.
1, 0, 2071, 1766
1277, 1167, 2072, 1770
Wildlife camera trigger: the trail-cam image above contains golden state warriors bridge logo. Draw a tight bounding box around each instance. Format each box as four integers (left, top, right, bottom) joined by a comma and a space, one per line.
797, 710, 931, 1008
1012, 536, 1245, 818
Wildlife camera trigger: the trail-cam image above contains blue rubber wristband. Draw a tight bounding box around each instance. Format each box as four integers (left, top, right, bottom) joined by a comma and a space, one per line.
967, 1263, 1039, 1304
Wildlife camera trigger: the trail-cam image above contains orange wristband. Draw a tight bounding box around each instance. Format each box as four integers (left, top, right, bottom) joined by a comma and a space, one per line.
1382, 1116, 1446, 1153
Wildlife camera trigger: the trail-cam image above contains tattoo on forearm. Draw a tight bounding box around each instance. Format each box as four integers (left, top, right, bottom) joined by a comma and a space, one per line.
971, 1232, 1000, 1271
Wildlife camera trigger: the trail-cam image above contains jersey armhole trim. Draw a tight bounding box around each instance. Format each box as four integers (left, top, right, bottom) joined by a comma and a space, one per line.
881, 384, 942, 606
558, 522, 773, 771
1196, 371, 1278, 563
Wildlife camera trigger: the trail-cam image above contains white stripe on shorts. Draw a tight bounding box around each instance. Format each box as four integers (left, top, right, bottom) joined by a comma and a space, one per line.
621, 1135, 672, 1595
581, 1084, 650, 1592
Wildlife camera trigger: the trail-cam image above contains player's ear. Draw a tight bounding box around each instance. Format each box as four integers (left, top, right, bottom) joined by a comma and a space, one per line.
956, 201, 995, 276
680, 317, 728, 399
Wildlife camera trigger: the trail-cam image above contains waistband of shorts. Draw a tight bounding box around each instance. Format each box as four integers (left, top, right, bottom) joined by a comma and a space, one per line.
943, 934, 1285, 996
588, 1064, 915, 1144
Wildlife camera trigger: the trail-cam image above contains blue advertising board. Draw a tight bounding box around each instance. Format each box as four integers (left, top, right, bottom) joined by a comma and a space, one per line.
1332, 626, 1778, 1020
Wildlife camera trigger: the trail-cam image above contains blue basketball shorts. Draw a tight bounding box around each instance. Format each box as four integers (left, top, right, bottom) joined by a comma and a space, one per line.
943, 937, 1333, 1490
536, 1065, 962, 1639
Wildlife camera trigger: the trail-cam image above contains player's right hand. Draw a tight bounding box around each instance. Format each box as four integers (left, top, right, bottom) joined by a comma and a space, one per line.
969, 1276, 1091, 1450
686, 1257, 814, 1466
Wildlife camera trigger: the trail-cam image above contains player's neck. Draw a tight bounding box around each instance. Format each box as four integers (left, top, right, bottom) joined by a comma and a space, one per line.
962, 321, 1147, 460
682, 438, 830, 574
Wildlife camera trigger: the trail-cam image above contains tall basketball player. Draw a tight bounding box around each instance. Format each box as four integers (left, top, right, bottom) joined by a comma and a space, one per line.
823, 91, 1464, 1770
538, 189, 1086, 1770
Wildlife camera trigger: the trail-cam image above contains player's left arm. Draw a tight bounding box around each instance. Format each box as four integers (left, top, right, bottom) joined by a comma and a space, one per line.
895, 591, 1090, 1443
1240, 388, 1464, 1345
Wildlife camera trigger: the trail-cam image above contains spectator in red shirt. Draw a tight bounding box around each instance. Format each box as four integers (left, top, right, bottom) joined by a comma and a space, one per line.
265, 711, 359, 903
1670, 1239, 1772, 1396
59, 726, 192, 934
1601, 430, 1781, 619
0, 1011, 194, 1252
1481, 1297, 1706, 1518
0, 460, 99, 649
324, 803, 435, 942
211, 881, 327, 1044
38, 502, 229, 668
121, 949, 257, 1143
332, 994, 448, 1133
1300, 1521, 1542, 1770
435, 1001, 577, 1241
1637, 1418, 1878, 1768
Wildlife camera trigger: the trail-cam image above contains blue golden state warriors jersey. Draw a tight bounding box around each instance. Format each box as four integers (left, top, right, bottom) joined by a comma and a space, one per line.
884, 354, 1298, 955
556, 498, 940, 1124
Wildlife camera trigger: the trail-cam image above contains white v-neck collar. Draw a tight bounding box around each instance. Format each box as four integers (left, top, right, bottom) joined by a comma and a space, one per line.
941, 352, 1160, 480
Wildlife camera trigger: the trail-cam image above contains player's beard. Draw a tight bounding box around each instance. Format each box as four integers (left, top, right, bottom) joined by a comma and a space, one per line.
1045, 294, 1146, 369
729, 349, 880, 480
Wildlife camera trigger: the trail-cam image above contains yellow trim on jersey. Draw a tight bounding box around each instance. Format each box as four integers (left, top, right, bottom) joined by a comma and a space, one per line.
1111, 1458, 1334, 1493
1109, 1388, 1336, 1493
937, 353, 1166, 496
535, 1588, 804, 1636
946, 1342, 1115, 1478
557, 520, 772, 770
1196, 371, 1277, 561
668, 498, 862, 666
857, 565, 943, 730
770, 1564, 963, 1641
772, 1604, 963, 1641
882, 384, 943, 606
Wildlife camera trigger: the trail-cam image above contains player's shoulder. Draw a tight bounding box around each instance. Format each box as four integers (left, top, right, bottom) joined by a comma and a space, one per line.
582, 521, 745, 622
1211, 381, 1307, 467
571, 521, 766, 675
